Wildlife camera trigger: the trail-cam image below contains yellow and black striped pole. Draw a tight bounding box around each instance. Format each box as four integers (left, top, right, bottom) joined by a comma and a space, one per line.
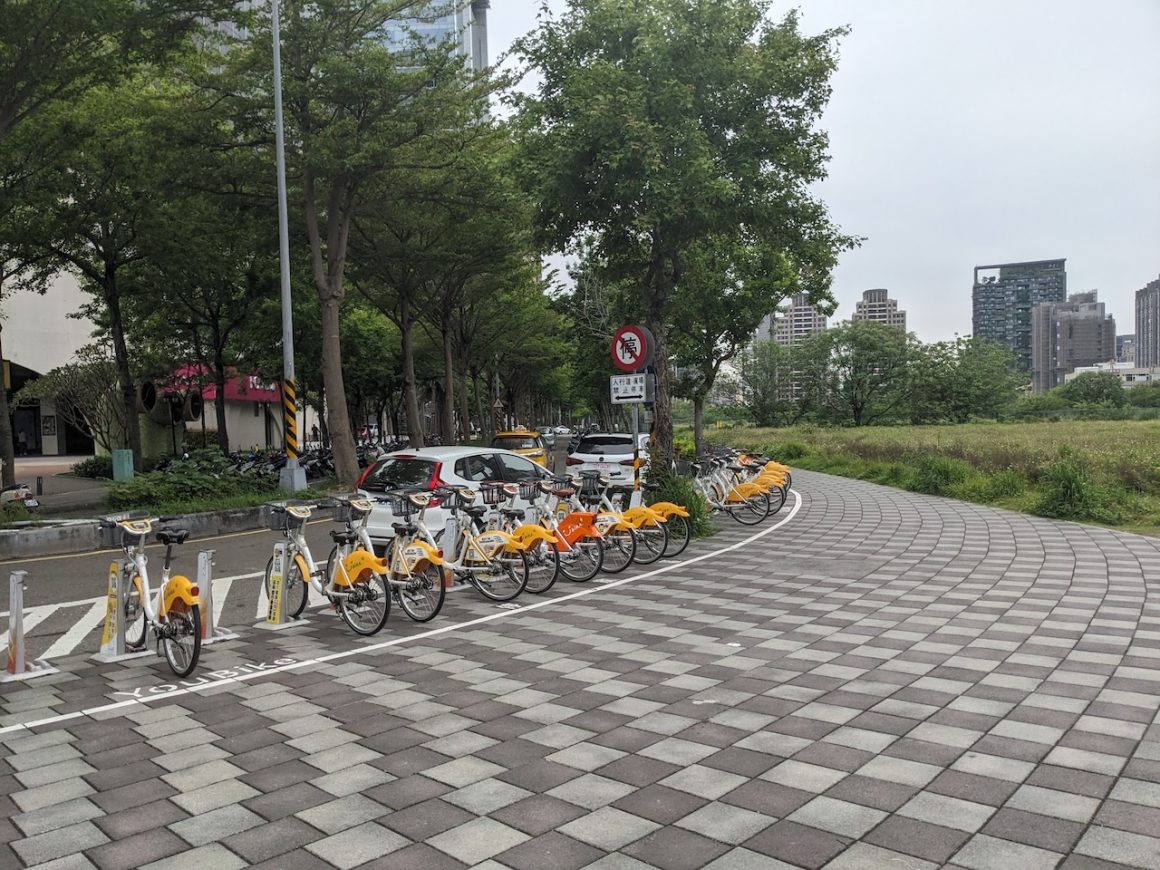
282, 378, 298, 461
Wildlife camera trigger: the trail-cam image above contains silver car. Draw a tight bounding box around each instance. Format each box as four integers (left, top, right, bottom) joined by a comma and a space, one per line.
356, 446, 553, 550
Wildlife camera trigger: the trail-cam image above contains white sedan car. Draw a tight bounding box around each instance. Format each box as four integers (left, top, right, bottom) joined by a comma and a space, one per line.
566, 433, 650, 484
356, 446, 554, 550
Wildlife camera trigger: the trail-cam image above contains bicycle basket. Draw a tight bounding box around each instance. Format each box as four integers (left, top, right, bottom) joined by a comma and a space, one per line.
579, 474, 603, 496
332, 502, 354, 524
387, 493, 414, 517
265, 507, 291, 531
99, 523, 123, 549
479, 481, 506, 505
518, 478, 541, 501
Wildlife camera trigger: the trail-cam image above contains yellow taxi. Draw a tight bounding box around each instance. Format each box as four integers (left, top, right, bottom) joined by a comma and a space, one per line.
491, 430, 549, 467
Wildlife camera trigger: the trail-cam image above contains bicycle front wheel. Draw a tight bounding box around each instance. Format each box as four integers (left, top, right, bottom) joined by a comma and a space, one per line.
397, 565, 445, 622
600, 528, 636, 574
728, 491, 770, 525
766, 485, 788, 516
160, 602, 201, 678
124, 575, 148, 649
472, 550, 529, 601
633, 522, 668, 565
338, 571, 391, 635
265, 554, 308, 619
662, 515, 691, 558
524, 541, 560, 594
558, 535, 604, 582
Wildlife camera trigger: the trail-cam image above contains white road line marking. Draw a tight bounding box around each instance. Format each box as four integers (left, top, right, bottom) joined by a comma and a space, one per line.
0, 604, 57, 652
0, 494, 801, 736
212, 576, 233, 630
40, 601, 107, 659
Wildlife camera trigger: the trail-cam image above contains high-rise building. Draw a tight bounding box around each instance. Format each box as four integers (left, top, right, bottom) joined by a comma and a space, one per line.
1117, 334, 1137, 364
851, 288, 907, 331
972, 259, 1067, 371
1030, 292, 1116, 393
1136, 275, 1160, 369
772, 293, 828, 347
385, 0, 489, 71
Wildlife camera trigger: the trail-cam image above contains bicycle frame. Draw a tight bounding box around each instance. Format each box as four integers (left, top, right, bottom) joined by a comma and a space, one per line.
114, 520, 198, 628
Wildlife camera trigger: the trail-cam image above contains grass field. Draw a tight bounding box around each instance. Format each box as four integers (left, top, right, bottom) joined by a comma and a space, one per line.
704, 420, 1160, 537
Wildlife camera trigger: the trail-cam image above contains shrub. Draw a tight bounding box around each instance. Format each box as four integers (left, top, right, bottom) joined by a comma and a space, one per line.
766, 440, 809, 461
107, 450, 278, 510
1034, 450, 1120, 523
982, 470, 1026, 499
71, 455, 114, 479
904, 456, 972, 496
647, 472, 715, 538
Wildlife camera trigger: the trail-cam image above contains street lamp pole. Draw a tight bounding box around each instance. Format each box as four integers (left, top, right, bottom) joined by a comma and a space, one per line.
273, 0, 306, 492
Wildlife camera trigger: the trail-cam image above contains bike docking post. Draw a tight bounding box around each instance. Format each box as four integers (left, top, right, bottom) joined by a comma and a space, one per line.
2, 571, 59, 682
255, 541, 302, 630
92, 561, 151, 664
442, 515, 459, 591
197, 550, 238, 645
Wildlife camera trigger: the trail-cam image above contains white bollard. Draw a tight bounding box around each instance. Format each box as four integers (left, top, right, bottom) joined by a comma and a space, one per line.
197, 550, 239, 645
2, 571, 59, 682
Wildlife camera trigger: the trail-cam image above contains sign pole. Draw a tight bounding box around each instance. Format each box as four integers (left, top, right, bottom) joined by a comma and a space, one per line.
631, 404, 642, 507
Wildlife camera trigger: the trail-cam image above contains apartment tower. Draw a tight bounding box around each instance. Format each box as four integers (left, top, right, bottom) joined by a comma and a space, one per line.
851, 288, 907, 330
1030, 292, 1116, 393
1137, 275, 1160, 369
972, 259, 1067, 371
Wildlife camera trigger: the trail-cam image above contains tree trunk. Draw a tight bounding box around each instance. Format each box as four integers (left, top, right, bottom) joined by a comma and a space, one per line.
441, 322, 456, 444
693, 392, 705, 460
473, 370, 486, 443
458, 371, 470, 444
0, 322, 15, 487
645, 266, 674, 475
319, 293, 359, 484
400, 300, 424, 448
105, 277, 142, 470
212, 346, 230, 453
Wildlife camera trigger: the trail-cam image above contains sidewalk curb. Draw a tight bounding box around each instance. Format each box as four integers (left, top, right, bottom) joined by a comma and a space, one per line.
0, 505, 273, 560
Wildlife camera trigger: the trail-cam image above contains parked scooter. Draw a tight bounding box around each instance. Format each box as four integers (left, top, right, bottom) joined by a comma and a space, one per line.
1, 482, 38, 511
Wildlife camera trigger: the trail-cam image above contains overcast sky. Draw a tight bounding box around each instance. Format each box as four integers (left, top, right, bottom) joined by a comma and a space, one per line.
485, 0, 1160, 342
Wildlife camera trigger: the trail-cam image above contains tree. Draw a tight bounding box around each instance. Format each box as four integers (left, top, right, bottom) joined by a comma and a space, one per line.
515, 0, 852, 472
13, 344, 128, 453
814, 321, 915, 427
232, 0, 496, 483
671, 235, 808, 456
1058, 372, 1128, 408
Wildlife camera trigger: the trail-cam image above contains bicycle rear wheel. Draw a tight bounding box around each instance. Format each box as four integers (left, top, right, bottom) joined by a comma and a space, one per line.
338, 571, 390, 635
633, 522, 668, 565
472, 550, 529, 601
160, 602, 201, 678
766, 485, 788, 516
600, 528, 636, 574
397, 565, 445, 622
728, 491, 770, 525
557, 535, 604, 582
523, 541, 560, 594
662, 515, 691, 558
265, 554, 308, 618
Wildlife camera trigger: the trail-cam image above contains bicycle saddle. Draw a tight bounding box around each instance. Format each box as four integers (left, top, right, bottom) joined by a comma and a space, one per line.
156, 528, 189, 546
552, 487, 576, 499
463, 504, 488, 517
392, 523, 417, 535
728, 464, 745, 473
501, 507, 524, 518
330, 530, 357, 545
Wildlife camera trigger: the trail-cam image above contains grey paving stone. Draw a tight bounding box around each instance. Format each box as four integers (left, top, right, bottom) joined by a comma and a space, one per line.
1074, 826, 1160, 867
788, 794, 889, 838
10, 777, 95, 813
558, 806, 660, 851
11, 796, 102, 837
169, 803, 264, 847
952, 833, 1066, 870
547, 772, 637, 809
295, 793, 388, 835
428, 817, 530, 865
84, 828, 189, 870
10, 821, 108, 865
305, 821, 407, 869
139, 843, 248, 870
675, 800, 776, 844
423, 756, 507, 787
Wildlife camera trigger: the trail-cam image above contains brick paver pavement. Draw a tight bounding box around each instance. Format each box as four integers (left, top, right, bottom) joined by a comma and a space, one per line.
2, 470, 1159, 869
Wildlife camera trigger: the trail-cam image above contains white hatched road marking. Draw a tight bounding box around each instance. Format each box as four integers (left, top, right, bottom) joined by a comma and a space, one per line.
2, 571, 263, 658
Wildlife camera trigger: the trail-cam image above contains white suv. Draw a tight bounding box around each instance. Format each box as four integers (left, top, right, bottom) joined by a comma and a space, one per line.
356, 446, 554, 550
566, 433, 650, 483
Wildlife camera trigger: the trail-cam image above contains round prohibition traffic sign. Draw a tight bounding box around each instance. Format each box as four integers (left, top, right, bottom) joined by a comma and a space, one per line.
611, 324, 655, 373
